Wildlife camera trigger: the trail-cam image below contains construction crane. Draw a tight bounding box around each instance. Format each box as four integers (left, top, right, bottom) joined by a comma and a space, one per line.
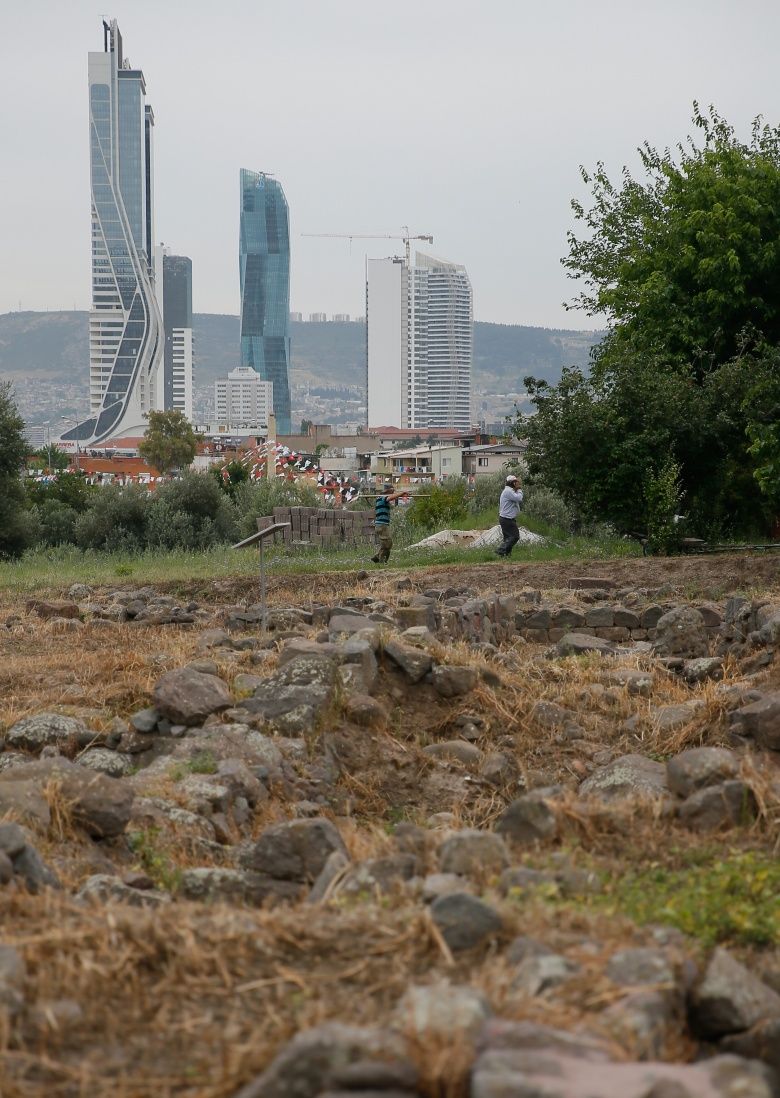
301, 225, 434, 267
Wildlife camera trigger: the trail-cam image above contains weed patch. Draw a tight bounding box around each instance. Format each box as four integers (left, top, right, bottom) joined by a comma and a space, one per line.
569, 851, 780, 947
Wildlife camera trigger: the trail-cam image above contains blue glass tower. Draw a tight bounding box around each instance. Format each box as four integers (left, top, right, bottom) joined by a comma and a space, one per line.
239, 170, 292, 434
62, 19, 163, 445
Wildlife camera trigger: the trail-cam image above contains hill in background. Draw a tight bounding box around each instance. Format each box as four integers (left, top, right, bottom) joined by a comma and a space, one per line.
0, 310, 601, 425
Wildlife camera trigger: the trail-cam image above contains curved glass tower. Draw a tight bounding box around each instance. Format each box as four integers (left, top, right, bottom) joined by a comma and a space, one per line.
62, 19, 162, 445
239, 170, 292, 434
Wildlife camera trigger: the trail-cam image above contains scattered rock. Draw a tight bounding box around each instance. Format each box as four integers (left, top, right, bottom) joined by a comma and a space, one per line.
652, 606, 709, 659
678, 781, 757, 832
239, 818, 348, 883
0, 822, 59, 892
556, 633, 616, 657
78, 874, 170, 907
666, 747, 740, 798
233, 1023, 409, 1098
383, 640, 433, 683
0, 758, 133, 838
721, 1018, 780, 1077
430, 665, 478, 697
78, 747, 135, 778
729, 692, 780, 751
469, 1049, 775, 1098
429, 891, 502, 951
438, 830, 509, 876
690, 947, 780, 1038
495, 791, 559, 844
397, 979, 491, 1039
682, 656, 724, 683
579, 754, 669, 802
6, 712, 95, 753
423, 740, 482, 765
153, 667, 233, 726
606, 947, 676, 989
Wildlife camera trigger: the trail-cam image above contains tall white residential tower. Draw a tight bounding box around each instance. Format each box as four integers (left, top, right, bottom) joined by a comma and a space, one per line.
367, 251, 472, 431
61, 19, 163, 446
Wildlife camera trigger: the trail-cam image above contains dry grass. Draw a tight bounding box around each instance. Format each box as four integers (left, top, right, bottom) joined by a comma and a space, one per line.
0, 885, 697, 1098
1, 562, 780, 1096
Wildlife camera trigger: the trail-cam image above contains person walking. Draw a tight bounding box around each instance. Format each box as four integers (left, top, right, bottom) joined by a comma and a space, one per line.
496, 474, 524, 557
370, 483, 401, 563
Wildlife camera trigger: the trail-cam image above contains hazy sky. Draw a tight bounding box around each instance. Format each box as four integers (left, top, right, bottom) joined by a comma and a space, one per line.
4, 0, 780, 328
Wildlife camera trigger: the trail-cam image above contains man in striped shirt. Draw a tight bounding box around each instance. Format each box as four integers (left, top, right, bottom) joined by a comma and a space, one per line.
370, 483, 402, 563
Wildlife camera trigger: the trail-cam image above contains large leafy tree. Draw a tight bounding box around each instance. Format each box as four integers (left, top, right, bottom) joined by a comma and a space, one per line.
518, 106, 780, 537
565, 104, 780, 376
139, 410, 200, 476
0, 381, 33, 558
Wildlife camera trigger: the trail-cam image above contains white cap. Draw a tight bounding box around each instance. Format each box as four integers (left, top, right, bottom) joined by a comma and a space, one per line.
505, 475, 518, 484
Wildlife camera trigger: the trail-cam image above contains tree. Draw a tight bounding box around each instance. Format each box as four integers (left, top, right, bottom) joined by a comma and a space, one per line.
210, 459, 250, 498
25, 471, 93, 512
0, 381, 34, 558
300, 419, 314, 435
565, 104, 780, 376
517, 106, 780, 539
139, 410, 199, 476
27, 446, 70, 473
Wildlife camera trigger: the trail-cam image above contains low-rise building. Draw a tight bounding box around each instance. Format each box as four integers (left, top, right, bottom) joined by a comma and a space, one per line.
371, 443, 464, 485
462, 441, 528, 478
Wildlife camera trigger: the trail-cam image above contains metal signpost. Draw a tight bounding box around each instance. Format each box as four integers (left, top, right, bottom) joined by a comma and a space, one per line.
231, 522, 291, 629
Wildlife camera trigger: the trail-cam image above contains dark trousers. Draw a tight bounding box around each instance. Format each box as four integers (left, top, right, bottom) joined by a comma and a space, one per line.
497, 516, 520, 556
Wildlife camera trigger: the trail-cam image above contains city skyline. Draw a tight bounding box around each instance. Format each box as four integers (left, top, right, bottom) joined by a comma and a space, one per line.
5, 2, 780, 329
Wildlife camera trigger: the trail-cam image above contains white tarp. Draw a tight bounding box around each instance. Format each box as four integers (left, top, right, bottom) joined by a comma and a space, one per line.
408, 524, 545, 551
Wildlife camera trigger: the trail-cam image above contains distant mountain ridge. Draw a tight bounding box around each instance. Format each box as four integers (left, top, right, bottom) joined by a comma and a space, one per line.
0, 310, 601, 397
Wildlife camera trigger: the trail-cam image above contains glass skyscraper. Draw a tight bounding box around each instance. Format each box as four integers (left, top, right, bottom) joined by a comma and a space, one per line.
62, 19, 163, 445
239, 170, 292, 434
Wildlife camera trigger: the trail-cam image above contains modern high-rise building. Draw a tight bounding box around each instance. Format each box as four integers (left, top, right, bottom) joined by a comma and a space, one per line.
214, 366, 273, 428
367, 251, 473, 431
61, 19, 163, 446
155, 250, 194, 421
239, 170, 292, 434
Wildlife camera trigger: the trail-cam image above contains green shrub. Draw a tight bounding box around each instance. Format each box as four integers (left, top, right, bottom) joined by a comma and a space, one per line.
25, 472, 94, 513
645, 457, 683, 554
74, 484, 149, 551
467, 472, 506, 515
406, 479, 468, 530
151, 472, 237, 548
523, 485, 574, 532
606, 851, 780, 946
33, 500, 80, 546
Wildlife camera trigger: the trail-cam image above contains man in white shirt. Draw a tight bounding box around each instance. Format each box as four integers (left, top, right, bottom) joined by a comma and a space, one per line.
496, 474, 524, 557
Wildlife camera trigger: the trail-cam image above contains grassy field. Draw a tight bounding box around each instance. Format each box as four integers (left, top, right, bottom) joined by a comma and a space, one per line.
0, 527, 640, 592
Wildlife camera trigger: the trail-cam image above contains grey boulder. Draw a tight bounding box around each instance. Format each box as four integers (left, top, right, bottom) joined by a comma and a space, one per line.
652, 606, 709, 659
6, 712, 95, 753
690, 947, 780, 1038
232, 1023, 409, 1098
153, 666, 232, 726
666, 747, 740, 798
0, 758, 133, 838
239, 817, 347, 882
579, 754, 669, 802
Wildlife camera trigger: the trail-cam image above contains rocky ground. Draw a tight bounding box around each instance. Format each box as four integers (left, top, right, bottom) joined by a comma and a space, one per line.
0, 553, 779, 1098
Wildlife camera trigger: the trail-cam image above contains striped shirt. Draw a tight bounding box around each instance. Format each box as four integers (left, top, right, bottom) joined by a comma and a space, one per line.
375, 495, 392, 524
